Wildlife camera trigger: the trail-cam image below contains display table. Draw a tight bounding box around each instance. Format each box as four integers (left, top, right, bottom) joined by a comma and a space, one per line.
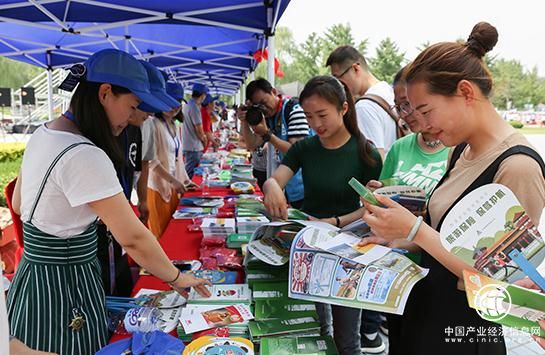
109, 179, 235, 343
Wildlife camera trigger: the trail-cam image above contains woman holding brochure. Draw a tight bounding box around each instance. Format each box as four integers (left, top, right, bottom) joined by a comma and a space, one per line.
262, 75, 382, 354
359, 22, 545, 355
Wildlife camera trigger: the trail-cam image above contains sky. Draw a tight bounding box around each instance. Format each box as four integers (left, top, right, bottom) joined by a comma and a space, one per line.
276, 0, 545, 75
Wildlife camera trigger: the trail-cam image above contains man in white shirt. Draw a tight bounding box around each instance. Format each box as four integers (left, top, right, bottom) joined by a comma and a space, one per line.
327, 45, 396, 159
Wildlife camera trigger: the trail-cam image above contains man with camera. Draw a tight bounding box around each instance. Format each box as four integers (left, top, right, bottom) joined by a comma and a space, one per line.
237, 78, 309, 208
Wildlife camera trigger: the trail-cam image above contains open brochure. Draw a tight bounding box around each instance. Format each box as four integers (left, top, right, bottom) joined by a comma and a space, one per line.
375, 185, 427, 216
133, 289, 185, 333
247, 222, 306, 266
463, 269, 545, 337
179, 304, 254, 334
439, 183, 545, 283
288, 224, 429, 314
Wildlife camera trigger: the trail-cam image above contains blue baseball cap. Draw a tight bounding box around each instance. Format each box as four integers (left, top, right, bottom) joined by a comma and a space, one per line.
138, 61, 180, 112
202, 94, 219, 106
192, 83, 209, 95
79, 49, 169, 113
166, 82, 184, 101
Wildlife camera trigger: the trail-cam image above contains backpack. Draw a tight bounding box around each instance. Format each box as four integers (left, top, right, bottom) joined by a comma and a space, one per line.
356, 94, 410, 139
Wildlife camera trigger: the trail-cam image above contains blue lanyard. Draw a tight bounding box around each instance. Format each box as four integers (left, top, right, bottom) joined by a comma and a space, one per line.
64, 110, 76, 122
162, 119, 180, 158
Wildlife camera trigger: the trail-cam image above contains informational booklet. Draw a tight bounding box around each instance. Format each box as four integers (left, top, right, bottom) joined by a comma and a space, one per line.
133, 289, 184, 333
251, 281, 289, 300
254, 299, 317, 320
179, 304, 254, 334
288, 226, 429, 314
439, 184, 545, 283
247, 222, 306, 266
186, 270, 238, 284
182, 336, 254, 355
249, 317, 321, 339
172, 207, 217, 219
188, 284, 251, 304
375, 185, 427, 216
463, 269, 545, 336
260, 336, 339, 355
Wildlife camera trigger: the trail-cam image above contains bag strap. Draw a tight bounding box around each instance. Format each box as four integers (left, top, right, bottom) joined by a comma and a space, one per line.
434, 144, 545, 230
356, 94, 407, 137
28, 142, 95, 222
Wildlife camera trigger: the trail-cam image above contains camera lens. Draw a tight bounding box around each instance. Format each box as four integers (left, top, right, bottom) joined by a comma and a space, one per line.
246, 105, 265, 125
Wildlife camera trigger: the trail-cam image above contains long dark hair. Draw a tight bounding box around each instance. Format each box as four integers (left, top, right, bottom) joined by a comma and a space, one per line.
70, 79, 130, 168
299, 75, 377, 166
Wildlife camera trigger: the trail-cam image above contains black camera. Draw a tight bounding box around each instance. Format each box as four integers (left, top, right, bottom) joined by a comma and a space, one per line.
244, 104, 266, 126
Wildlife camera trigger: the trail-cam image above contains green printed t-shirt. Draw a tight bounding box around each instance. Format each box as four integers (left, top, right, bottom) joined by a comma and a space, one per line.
282, 135, 382, 219
379, 133, 449, 198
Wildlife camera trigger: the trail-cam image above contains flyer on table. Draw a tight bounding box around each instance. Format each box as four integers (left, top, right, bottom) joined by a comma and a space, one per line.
179, 304, 254, 334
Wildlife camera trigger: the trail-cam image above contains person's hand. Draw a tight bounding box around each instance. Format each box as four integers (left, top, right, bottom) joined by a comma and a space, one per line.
514, 277, 543, 291
251, 119, 268, 136
362, 193, 418, 243
137, 201, 149, 225
171, 273, 212, 298
212, 138, 220, 148
236, 106, 247, 121
184, 180, 199, 190
366, 179, 383, 192
201, 135, 208, 147
171, 179, 188, 194
263, 181, 289, 220
308, 215, 337, 226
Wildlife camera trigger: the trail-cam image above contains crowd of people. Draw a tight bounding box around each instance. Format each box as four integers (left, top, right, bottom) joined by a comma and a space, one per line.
2, 20, 545, 355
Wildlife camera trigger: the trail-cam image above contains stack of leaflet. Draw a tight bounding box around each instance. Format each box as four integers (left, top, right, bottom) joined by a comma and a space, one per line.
172, 207, 217, 219
236, 216, 270, 234
178, 284, 254, 341
249, 281, 321, 344
235, 198, 266, 217
230, 163, 257, 185
260, 336, 338, 354
200, 218, 236, 239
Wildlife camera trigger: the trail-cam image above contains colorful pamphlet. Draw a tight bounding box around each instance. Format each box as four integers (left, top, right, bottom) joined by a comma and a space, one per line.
463, 269, 545, 336
186, 270, 238, 284
247, 222, 306, 265
133, 289, 185, 333
440, 184, 545, 283
183, 336, 254, 355
260, 336, 339, 355
173, 207, 217, 219
179, 304, 254, 334
188, 284, 252, 304
375, 185, 427, 216
289, 225, 429, 314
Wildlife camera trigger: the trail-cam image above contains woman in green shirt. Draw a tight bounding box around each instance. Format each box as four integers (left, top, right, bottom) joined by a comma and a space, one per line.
263, 75, 382, 355
369, 69, 449, 198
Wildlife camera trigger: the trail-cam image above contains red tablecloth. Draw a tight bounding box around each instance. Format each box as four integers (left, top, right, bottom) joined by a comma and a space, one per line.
109, 179, 234, 343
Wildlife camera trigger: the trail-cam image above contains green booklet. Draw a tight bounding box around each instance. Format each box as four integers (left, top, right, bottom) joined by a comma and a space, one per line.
348, 177, 380, 206
463, 269, 545, 337
246, 267, 288, 287
227, 233, 252, 248
260, 336, 339, 355
251, 281, 288, 300
249, 317, 321, 339
254, 299, 317, 320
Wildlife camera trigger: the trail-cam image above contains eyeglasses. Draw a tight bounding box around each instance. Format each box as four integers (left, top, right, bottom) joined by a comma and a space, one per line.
334, 62, 358, 79
391, 101, 414, 117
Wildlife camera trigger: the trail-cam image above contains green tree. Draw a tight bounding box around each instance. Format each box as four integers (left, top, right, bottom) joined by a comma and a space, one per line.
291, 32, 327, 83
0, 57, 44, 88
321, 23, 368, 62
490, 59, 530, 109
369, 38, 406, 83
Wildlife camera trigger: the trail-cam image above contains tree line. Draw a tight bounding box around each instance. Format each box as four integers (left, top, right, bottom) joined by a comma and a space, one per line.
253, 23, 545, 111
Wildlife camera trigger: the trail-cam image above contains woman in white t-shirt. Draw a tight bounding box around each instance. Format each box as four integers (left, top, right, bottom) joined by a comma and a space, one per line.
147, 82, 197, 238
8, 49, 210, 355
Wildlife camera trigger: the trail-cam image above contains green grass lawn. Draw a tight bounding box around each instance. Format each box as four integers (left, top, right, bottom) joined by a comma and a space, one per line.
518, 127, 545, 134
0, 158, 21, 207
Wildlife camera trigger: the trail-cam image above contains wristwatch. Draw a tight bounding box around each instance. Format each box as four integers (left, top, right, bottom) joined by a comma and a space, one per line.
261, 129, 272, 143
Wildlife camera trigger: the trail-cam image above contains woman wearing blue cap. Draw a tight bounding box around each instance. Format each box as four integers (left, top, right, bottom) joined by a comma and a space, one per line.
8, 49, 211, 354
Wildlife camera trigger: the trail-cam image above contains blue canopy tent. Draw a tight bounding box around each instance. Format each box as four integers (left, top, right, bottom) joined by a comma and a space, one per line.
0, 0, 290, 115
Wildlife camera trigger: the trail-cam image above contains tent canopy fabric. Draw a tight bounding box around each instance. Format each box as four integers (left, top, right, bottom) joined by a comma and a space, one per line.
0, 0, 290, 95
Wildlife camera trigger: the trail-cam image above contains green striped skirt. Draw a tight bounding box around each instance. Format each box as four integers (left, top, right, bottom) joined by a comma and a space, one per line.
7, 222, 108, 355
